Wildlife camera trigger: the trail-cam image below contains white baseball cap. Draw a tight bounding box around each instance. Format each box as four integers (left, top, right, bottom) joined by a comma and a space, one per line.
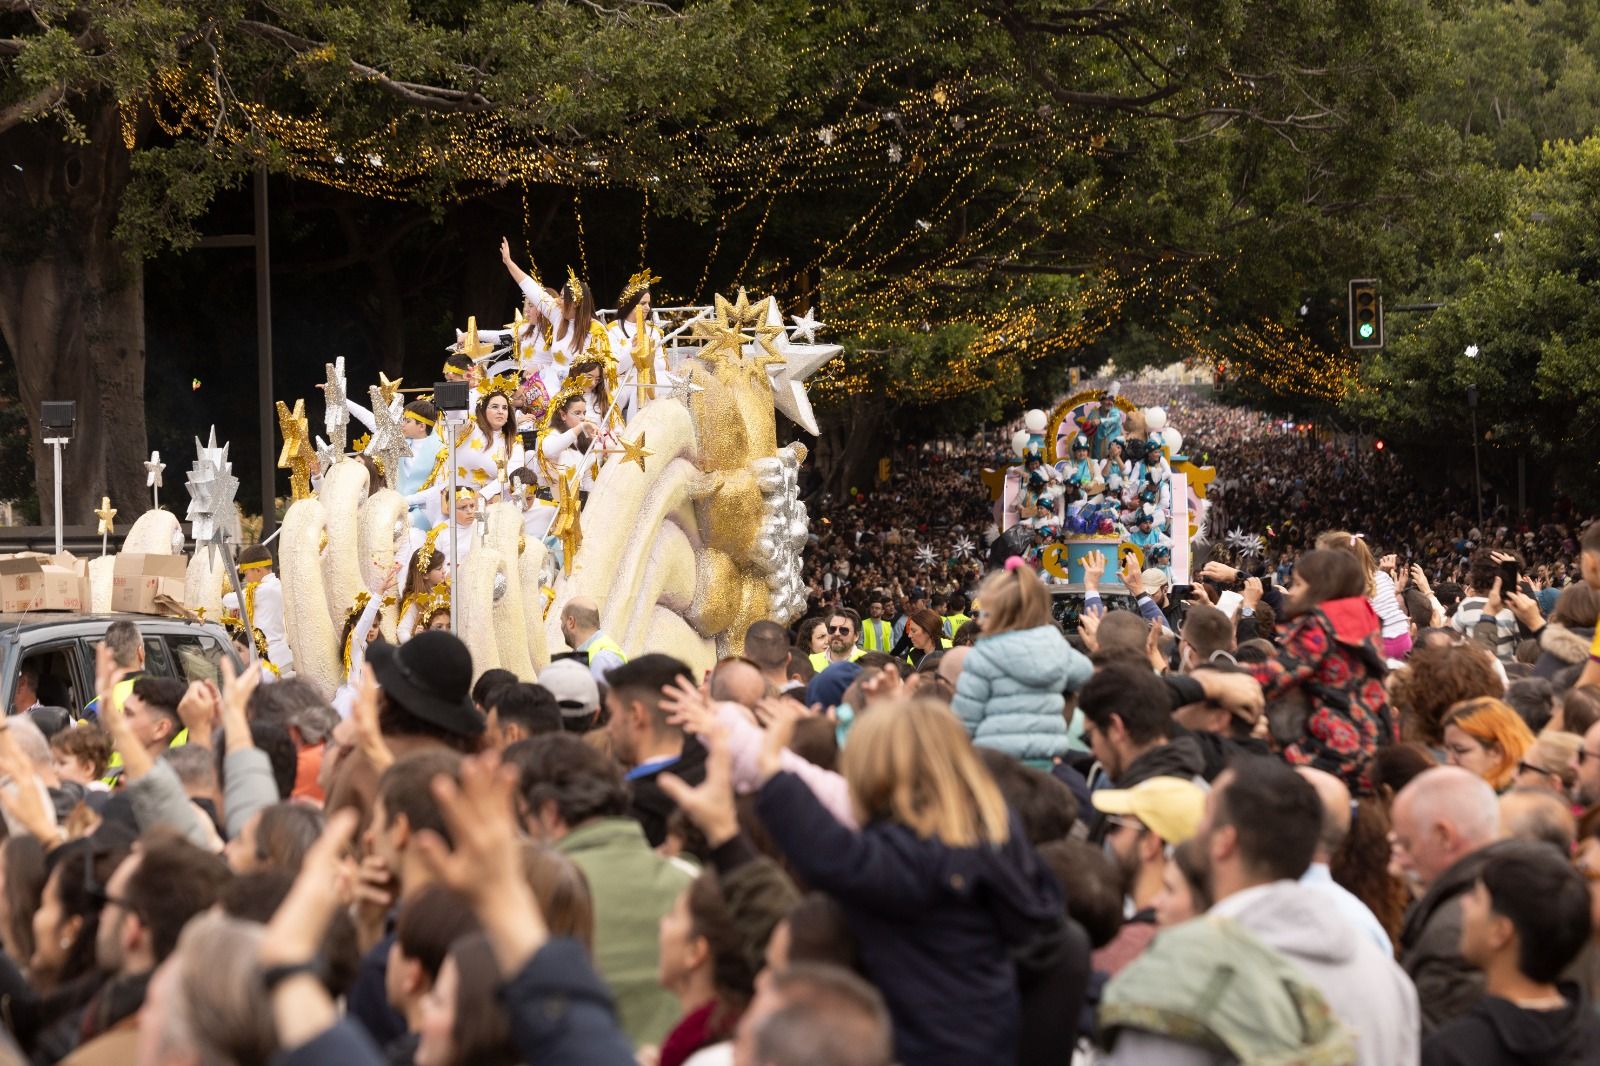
537, 658, 600, 718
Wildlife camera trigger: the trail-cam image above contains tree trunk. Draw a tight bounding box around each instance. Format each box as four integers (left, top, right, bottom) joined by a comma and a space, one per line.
0, 107, 148, 523
813, 393, 888, 502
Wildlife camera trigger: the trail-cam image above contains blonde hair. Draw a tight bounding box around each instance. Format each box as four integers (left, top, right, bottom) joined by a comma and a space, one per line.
842, 698, 1010, 847
974, 566, 1052, 636
1316, 530, 1378, 598
1442, 697, 1536, 792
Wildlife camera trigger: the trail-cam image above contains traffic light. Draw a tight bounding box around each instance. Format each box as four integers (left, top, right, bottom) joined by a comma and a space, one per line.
1348, 279, 1383, 349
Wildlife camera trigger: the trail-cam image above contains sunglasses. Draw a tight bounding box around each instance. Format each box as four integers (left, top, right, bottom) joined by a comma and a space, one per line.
827, 625, 852, 635
1517, 760, 1561, 782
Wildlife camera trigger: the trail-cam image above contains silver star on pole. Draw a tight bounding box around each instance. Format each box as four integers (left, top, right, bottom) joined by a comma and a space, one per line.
145, 450, 166, 509
750, 297, 841, 436
186, 427, 239, 551
323, 357, 349, 455
367, 385, 413, 490
789, 307, 826, 344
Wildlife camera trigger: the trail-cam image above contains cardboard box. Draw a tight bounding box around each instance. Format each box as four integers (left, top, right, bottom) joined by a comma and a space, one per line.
110, 553, 188, 614
0, 555, 89, 613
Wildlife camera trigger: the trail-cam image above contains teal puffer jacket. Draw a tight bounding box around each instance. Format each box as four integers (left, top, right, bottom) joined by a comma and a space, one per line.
951, 624, 1092, 762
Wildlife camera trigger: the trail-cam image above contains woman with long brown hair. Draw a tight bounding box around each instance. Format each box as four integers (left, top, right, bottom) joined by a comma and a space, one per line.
752, 698, 1067, 1064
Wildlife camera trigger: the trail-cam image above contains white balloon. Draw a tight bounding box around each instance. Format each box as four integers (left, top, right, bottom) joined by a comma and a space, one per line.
1023, 408, 1047, 434
1162, 427, 1184, 454
1145, 406, 1168, 431
1012, 430, 1031, 456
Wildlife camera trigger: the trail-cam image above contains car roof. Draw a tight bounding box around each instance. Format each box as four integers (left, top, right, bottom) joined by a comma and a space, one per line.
0, 613, 221, 634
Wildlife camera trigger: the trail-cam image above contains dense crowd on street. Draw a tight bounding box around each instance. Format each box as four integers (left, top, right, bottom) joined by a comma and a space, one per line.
2, 380, 1600, 1065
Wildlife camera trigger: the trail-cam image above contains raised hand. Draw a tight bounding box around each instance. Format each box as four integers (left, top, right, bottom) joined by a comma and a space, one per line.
660, 675, 717, 735
412, 751, 548, 973
757, 699, 803, 785
657, 726, 737, 847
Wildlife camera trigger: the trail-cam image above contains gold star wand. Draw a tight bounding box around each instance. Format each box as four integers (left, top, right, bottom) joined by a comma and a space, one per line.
94, 496, 117, 556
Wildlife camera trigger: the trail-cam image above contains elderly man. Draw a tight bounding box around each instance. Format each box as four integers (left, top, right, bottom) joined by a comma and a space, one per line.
1391, 766, 1512, 1034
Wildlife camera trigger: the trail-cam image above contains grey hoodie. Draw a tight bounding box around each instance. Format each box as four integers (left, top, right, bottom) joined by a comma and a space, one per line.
1213, 880, 1421, 1066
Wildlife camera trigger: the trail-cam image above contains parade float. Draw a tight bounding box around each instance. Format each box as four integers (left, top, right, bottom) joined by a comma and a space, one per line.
82, 286, 837, 687
991, 386, 1217, 589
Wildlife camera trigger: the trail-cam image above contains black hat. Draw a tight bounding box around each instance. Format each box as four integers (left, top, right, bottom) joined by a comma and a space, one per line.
367, 632, 484, 737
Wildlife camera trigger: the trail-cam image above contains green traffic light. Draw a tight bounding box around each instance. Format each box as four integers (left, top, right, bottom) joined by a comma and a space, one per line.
1358, 322, 1375, 339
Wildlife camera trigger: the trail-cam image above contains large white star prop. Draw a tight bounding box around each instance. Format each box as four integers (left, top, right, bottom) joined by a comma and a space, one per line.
789, 307, 826, 344
145, 451, 165, 489
750, 298, 841, 436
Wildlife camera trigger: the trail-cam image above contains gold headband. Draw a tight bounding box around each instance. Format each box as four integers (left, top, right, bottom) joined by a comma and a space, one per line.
404, 411, 436, 428
566, 265, 583, 300
237, 559, 272, 572
453, 486, 478, 501
620, 268, 662, 302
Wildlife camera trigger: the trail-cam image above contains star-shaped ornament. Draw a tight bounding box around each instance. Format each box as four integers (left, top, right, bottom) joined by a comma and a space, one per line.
94, 497, 117, 536
549, 466, 584, 567
458, 316, 494, 362
689, 299, 753, 367
503, 309, 528, 364
611, 433, 653, 473
323, 357, 350, 455
789, 308, 826, 344
366, 386, 413, 491
752, 297, 841, 436
276, 400, 318, 501
376, 372, 404, 408
144, 451, 166, 489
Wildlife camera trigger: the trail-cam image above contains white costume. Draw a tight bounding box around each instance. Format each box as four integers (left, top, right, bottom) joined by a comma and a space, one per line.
223, 573, 294, 672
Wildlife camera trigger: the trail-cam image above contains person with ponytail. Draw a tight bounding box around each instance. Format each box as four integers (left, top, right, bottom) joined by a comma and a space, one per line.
951, 558, 1092, 768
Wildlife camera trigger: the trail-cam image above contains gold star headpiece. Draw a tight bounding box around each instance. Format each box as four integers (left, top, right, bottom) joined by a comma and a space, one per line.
620, 268, 662, 302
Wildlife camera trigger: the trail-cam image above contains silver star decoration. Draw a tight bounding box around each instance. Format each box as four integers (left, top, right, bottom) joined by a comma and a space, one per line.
314, 436, 339, 475
185, 427, 239, 550
750, 297, 841, 436
367, 385, 413, 491
952, 536, 975, 559
915, 545, 938, 568
657, 370, 705, 397
789, 307, 826, 344
145, 450, 166, 489
323, 357, 349, 455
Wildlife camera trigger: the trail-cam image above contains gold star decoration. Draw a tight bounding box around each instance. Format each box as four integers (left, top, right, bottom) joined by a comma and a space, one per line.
94, 496, 117, 536
608, 432, 654, 473
549, 465, 583, 567
689, 290, 756, 366
275, 399, 318, 500
377, 372, 404, 407
504, 308, 528, 364
458, 316, 493, 362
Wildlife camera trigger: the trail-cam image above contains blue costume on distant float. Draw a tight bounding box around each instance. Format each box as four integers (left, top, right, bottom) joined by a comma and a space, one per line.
1091, 396, 1125, 460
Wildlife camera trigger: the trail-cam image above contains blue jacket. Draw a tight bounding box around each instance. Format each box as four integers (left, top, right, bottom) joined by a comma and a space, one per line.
754, 771, 1066, 1066
952, 624, 1091, 761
